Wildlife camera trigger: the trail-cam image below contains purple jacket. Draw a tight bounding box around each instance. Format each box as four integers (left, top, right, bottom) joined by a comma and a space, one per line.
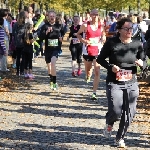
0, 26, 6, 55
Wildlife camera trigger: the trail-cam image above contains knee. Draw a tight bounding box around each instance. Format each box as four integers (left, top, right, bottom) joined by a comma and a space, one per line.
94, 68, 100, 76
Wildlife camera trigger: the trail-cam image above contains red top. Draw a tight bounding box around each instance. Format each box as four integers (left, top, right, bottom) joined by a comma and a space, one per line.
86, 21, 101, 56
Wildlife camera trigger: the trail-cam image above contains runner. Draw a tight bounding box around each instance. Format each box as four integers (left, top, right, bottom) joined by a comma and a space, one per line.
96, 18, 146, 148
77, 9, 106, 100
68, 15, 82, 77
39, 11, 64, 90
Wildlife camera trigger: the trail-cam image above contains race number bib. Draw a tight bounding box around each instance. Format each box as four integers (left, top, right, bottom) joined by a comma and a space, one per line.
48, 39, 58, 46
116, 69, 132, 81
89, 37, 99, 46
72, 38, 80, 44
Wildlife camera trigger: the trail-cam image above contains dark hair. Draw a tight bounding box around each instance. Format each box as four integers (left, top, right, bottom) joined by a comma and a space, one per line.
18, 11, 26, 25
0, 17, 4, 26
116, 18, 132, 30
137, 16, 143, 24
0, 9, 8, 17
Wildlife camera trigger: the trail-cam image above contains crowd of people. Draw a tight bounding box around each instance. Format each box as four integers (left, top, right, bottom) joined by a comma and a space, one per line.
0, 7, 149, 148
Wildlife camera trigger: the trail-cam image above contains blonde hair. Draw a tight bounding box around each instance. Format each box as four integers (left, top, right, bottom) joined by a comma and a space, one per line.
24, 22, 33, 44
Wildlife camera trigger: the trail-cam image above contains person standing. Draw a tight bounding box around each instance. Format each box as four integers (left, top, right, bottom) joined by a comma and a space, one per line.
77, 9, 106, 100
12, 11, 26, 76
1, 9, 9, 72
23, 22, 36, 79
68, 15, 83, 77
97, 18, 146, 148
0, 17, 7, 75
40, 11, 64, 90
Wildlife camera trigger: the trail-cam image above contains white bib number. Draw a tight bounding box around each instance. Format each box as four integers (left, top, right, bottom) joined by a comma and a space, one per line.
116, 69, 132, 81
72, 38, 80, 44
89, 37, 99, 46
48, 39, 58, 46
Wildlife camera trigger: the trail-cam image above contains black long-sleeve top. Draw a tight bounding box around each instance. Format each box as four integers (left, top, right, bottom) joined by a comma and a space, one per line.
40, 22, 64, 51
97, 36, 146, 83
145, 29, 150, 41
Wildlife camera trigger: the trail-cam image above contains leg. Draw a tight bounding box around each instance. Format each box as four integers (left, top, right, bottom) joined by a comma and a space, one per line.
83, 55, 93, 79
70, 46, 77, 73
1, 40, 9, 71
16, 48, 22, 74
24, 52, 28, 74
116, 83, 139, 141
93, 59, 100, 93
51, 56, 57, 77
106, 84, 124, 126
77, 44, 83, 76
28, 52, 33, 74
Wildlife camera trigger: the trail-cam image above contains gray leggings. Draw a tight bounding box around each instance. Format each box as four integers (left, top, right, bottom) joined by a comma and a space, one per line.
106, 82, 139, 141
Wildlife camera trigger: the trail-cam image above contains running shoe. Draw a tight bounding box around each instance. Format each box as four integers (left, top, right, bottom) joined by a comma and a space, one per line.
50, 82, 53, 89
12, 64, 16, 69
91, 93, 97, 100
72, 71, 77, 77
28, 74, 34, 79
114, 139, 126, 148
86, 76, 91, 83
53, 83, 58, 90
103, 124, 113, 138
24, 74, 29, 79
77, 69, 82, 76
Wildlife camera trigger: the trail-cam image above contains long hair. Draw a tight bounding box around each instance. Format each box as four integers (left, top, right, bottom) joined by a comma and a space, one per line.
24, 22, 32, 44
17, 11, 26, 25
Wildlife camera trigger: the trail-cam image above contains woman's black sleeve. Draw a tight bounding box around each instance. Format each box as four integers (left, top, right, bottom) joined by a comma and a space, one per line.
145, 30, 150, 41
96, 40, 114, 71
137, 42, 147, 69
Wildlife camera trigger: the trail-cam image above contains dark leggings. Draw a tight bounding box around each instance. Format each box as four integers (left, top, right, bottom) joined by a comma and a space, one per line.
16, 47, 24, 73
24, 52, 33, 70
69, 44, 82, 63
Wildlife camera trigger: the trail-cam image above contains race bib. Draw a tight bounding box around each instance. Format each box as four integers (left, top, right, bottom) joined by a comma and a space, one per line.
89, 37, 99, 46
116, 69, 132, 81
72, 38, 80, 44
48, 39, 58, 46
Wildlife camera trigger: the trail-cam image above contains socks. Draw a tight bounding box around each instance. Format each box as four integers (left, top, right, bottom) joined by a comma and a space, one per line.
53, 76, 56, 84
49, 74, 53, 83
49, 74, 56, 84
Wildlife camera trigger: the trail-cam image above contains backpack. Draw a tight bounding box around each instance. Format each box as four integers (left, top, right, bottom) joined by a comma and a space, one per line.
132, 24, 142, 41
13, 23, 25, 48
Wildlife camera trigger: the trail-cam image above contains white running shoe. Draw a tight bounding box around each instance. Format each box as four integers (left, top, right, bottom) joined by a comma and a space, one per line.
114, 139, 126, 148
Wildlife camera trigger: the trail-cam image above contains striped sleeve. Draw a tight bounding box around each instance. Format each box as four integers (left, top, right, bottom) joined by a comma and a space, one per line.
0, 28, 6, 53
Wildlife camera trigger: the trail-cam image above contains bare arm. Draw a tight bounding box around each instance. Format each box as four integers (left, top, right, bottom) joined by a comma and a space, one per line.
76, 23, 88, 44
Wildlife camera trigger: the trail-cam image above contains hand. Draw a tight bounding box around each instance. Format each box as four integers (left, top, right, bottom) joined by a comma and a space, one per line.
46, 27, 52, 35
112, 65, 120, 73
67, 37, 69, 41
73, 33, 77, 36
101, 36, 106, 43
59, 37, 63, 42
84, 40, 91, 45
135, 59, 143, 67
34, 27, 38, 31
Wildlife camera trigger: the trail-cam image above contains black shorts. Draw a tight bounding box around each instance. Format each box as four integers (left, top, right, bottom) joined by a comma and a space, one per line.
45, 50, 59, 63
83, 54, 98, 62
